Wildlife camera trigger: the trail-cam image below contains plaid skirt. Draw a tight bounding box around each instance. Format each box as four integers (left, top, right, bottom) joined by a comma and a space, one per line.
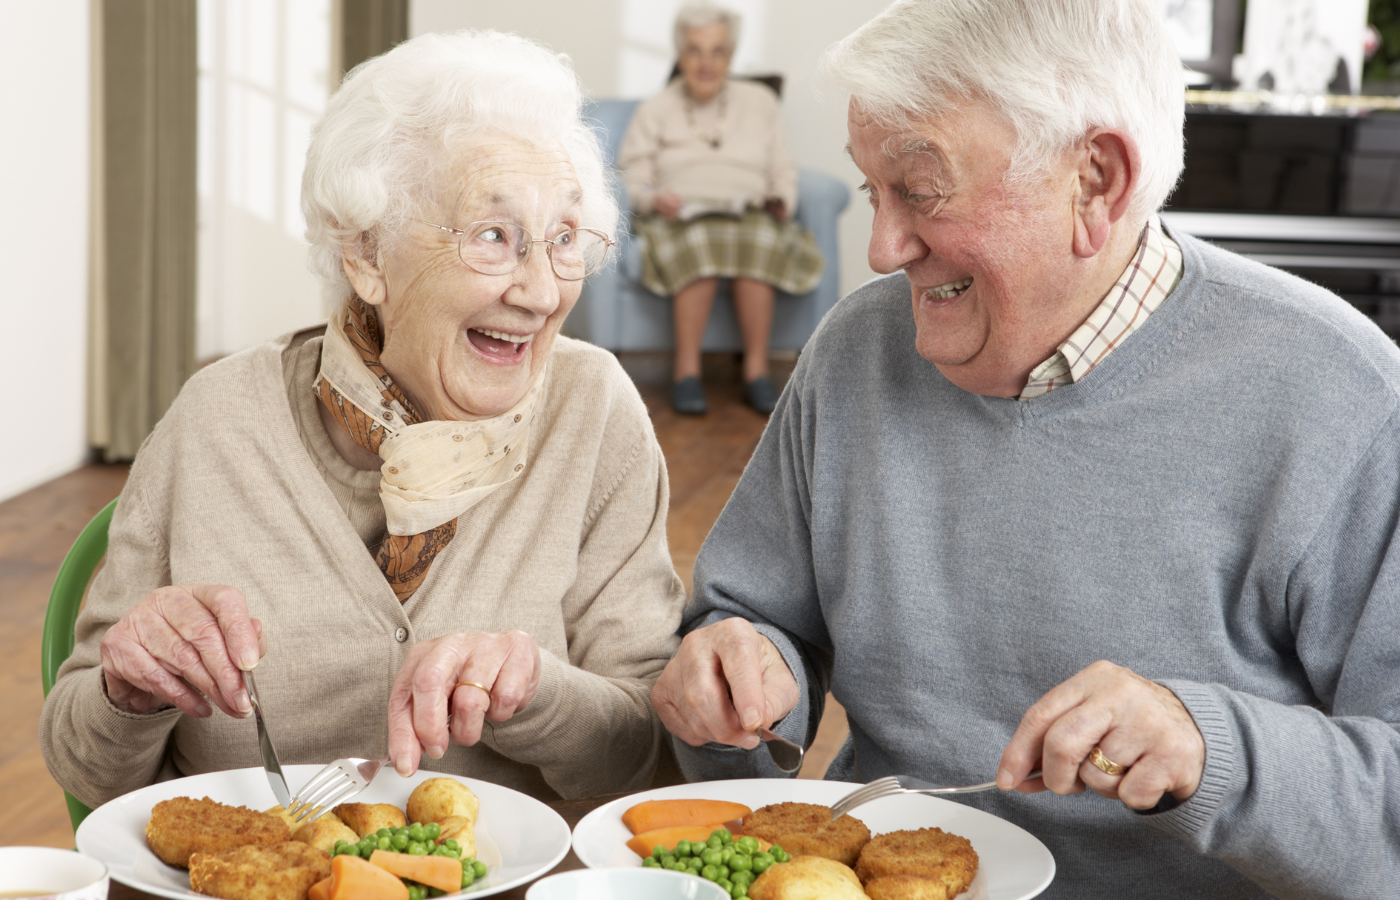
635, 209, 825, 296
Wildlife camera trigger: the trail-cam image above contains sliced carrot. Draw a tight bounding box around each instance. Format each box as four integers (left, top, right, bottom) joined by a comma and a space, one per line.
308, 876, 333, 900
328, 854, 409, 900
621, 799, 752, 835
368, 849, 463, 893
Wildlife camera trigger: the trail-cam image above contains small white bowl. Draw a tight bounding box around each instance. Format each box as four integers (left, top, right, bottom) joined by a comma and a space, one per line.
0, 847, 108, 900
526, 868, 729, 900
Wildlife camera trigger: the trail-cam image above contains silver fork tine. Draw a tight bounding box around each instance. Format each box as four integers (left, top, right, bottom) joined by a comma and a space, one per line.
287, 767, 341, 810
292, 780, 361, 825
289, 775, 353, 820
830, 777, 901, 819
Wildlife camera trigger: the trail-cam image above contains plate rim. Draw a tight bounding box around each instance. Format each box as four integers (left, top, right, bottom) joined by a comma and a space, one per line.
75, 765, 570, 900
570, 777, 1055, 900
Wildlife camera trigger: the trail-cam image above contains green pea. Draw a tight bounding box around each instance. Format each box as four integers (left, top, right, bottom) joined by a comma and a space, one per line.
444, 838, 460, 852
407, 823, 427, 842
373, 836, 389, 851
700, 848, 721, 866
715, 829, 732, 842
707, 837, 723, 850
642, 857, 660, 868
689, 856, 705, 870
716, 864, 730, 880
425, 822, 441, 841
701, 864, 719, 881
752, 855, 771, 874
428, 889, 445, 898
406, 885, 424, 900
652, 845, 667, 860
675, 840, 692, 857
407, 841, 428, 856
716, 879, 733, 893
738, 836, 759, 853
472, 861, 487, 878
461, 868, 475, 888
730, 854, 753, 872
390, 832, 409, 851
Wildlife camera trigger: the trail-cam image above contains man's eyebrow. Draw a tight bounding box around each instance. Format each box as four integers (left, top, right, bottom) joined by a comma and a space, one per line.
843, 140, 854, 161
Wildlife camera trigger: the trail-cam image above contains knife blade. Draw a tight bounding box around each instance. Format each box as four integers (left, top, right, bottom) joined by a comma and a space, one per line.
245, 669, 291, 808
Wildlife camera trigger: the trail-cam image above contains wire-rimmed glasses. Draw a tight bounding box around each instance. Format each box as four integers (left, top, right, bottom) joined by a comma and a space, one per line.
417, 220, 614, 281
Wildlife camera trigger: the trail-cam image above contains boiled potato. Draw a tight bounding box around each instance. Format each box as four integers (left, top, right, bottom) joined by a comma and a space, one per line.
332, 802, 406, 837
292, 811, 360, 853
406, 777, 480, 827
435, 815, 476, 859
262, 805, 298, 831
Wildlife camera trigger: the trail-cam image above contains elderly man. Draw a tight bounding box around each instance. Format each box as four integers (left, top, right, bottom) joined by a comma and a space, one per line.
651, 1, 1400, 897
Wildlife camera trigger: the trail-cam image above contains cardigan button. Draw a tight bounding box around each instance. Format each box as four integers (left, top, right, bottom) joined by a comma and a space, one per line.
394, 627, 408, 643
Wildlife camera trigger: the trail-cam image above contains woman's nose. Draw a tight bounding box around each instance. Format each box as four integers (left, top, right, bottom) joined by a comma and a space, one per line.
506, 245, 562, 315
867, 204, 925, 275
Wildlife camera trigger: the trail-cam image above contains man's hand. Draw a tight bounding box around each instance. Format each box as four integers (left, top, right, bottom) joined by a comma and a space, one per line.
99, 584, 266, 717
997, 660, 1206, 809
652, 618, 800, 750
654, 190, 685, 221
387, 630, 541, 776
763, 197, 789, 222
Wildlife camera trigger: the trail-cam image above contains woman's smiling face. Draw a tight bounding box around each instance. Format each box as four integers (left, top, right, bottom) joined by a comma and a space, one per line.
344, 136, 585, 420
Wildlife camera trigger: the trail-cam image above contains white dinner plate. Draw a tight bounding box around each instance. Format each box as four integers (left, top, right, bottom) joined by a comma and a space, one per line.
572, 778, 1054, 900
76, 765, 570, 899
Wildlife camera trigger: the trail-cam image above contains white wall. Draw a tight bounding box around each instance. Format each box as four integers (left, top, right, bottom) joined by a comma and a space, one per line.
1, 1, 91, 502
410, 0, 888, 298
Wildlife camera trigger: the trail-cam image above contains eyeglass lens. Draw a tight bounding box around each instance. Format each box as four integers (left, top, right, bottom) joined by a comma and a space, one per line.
457, 222, 609, 281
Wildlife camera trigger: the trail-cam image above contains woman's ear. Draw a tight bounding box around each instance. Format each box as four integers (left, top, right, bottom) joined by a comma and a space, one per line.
342, 234, 388, 306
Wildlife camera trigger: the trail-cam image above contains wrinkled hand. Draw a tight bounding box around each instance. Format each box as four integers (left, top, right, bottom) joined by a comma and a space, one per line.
99, 584, 266, 718
387, 630, 541, 776
763, 197, 789, 222
997, 660, 1206, 810
652, 618, 799, 750
654, 190, 685, 221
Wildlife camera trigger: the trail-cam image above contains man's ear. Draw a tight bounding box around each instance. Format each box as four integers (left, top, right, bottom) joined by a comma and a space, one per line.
1071, 128, 1139, 259
341, 233, 388, 306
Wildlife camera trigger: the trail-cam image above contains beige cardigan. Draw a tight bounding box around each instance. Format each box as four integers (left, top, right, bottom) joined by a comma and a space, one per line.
41, 329, 686, 808
618, 79, 799, 216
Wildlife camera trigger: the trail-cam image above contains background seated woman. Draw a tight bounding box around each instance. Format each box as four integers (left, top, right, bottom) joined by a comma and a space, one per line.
619, 1, 824, 415
40, 30, 686, 808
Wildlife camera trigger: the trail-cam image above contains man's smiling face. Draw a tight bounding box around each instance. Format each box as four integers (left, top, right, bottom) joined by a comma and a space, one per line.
848, 99, 1090, 395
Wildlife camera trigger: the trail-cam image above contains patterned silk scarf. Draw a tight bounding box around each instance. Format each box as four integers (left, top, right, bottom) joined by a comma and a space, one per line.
314, 298, 546, 601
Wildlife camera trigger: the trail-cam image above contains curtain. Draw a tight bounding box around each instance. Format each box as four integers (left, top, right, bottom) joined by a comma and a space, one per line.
340, 0, 408, 78
91, 0, 197, 462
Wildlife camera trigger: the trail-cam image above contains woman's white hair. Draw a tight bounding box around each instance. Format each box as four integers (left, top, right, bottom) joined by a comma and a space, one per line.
822, 0, 1184, 221
302, 30, 618, 306
673, 1, 741, 55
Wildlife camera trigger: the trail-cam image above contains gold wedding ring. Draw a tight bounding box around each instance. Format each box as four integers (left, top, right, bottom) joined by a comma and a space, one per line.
1089, 745, 1128, 776
456, 680, 491, 697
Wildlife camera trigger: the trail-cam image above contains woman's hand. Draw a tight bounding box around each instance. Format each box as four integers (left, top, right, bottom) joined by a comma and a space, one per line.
652, 617, 799, 750
654, 190, 685, 221
387, 630, 541, 776
763, 197, 788, 222
997, 660, 1206, 809
98, 584, 266, 718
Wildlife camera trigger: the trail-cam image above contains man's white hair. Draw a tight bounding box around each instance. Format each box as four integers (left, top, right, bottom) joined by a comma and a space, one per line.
302, 30, 618, 307
673, 1, 741, 55
822, 0, 1184, 221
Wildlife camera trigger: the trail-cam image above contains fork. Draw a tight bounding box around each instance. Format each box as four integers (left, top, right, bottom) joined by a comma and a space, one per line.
829, 770, 1043, 820
286, 756, 390, 824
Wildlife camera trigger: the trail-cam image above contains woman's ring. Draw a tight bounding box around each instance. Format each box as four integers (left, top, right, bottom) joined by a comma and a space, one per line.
1089, 745, 1128, 776
456, 680, 491, 697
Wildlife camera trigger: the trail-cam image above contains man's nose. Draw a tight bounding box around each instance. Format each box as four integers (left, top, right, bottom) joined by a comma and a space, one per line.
867, 204, 925, 275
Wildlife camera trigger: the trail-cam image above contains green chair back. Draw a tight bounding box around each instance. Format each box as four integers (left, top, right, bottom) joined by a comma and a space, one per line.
42, 497, 117, 832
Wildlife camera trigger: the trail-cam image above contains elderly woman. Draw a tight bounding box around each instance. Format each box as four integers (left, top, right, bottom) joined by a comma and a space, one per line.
41, 31, 685, 808
652, 1, 1400, 898
618, 2, 824, 415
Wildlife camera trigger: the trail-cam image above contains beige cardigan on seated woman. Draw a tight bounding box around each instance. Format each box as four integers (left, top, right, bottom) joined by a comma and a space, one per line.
40, 328, 687, 808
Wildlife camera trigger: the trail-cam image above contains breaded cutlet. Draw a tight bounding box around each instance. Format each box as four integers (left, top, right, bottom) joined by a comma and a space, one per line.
146, 796, 290, 868
747, 855, 867, 900
855, 828, 979, 900
189, 841, 331, 900
741, 802, 871, 867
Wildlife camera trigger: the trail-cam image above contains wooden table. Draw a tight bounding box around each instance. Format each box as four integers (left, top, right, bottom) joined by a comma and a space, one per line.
109, 793, 629, 900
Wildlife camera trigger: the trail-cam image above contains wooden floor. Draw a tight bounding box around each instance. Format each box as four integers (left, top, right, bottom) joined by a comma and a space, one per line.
2, 364, 846, 849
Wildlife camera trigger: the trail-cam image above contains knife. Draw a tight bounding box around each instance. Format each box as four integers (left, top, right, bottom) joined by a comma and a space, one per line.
245, 669, 291, 808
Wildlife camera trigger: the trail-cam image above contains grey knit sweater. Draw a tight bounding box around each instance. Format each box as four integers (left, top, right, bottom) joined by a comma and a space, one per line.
673, 230, 1400, 899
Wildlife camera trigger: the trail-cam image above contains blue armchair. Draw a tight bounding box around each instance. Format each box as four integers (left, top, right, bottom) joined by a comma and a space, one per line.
567, 98, 850, 352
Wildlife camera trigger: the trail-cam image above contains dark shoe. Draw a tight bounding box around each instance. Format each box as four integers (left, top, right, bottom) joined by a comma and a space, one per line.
744, 376, 779, 414
671, 376, 708, 414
